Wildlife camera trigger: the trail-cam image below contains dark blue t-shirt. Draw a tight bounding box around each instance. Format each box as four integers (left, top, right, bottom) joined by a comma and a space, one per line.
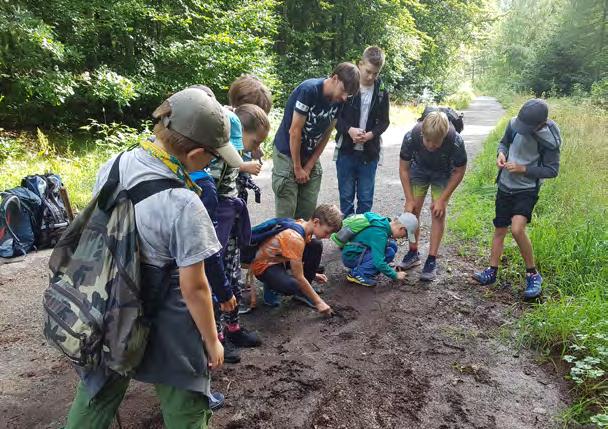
274, 78, 341, 161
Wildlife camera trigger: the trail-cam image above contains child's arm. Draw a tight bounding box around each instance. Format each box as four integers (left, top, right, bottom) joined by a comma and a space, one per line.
369, 90, 390, 139
289, 112, 308, 182
290, 258, 332, 315
303, 119, 337, 174
525, 147, 560, 179
179, 262, 224, 368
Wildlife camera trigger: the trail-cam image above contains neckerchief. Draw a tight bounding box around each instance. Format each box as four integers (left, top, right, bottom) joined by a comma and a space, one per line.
140, 139, 201, 195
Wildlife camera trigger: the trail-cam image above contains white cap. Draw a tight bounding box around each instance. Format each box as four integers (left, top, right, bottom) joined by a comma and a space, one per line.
396, 212, 418, 243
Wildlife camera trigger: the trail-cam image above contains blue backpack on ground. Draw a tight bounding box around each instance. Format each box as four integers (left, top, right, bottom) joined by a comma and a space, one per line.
0, 187, 42, 258
240, 217, 305, 265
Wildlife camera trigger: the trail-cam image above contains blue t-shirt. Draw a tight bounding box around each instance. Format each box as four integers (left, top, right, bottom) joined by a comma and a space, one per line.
274, 78, 341, 161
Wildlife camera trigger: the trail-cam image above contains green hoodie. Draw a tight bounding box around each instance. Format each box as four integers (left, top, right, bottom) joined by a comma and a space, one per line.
342, 212, 397, 280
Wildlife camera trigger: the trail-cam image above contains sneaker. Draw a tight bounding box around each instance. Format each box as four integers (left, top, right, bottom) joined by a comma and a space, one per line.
346, 273, 376, 287
222, 338, 241, 364
523, 272, 543, 299
263, 283, 281, 307
292, 294, 316, 308
226, 327, 262, 348
472, 267, 497, 285
208, 392, 225, 411
419, 258, 438, 282
238, 302, 253, 315
396, 250, 421, 270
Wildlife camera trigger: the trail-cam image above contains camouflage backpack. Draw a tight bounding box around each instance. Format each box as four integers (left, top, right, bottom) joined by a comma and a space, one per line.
43, 153, 183, 376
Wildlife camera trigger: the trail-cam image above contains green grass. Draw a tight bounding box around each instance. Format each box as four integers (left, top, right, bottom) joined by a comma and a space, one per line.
449, 97, 608, 425
442, 82, 476, 110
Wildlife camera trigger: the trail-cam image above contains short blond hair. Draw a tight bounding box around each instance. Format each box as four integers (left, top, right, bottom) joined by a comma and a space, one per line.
362, 46, 385, 69
311, 204, 343, 232
421, 111, 449, 143
228, 74, 272, 113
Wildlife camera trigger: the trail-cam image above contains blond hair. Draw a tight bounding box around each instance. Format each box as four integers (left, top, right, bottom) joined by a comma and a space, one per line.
362, 46, 385, 69
234, 103, 270, 135
152, 100, 200, 154
311, 204, 343, 232
421, 111, 449, 143
228, 74, 272, 113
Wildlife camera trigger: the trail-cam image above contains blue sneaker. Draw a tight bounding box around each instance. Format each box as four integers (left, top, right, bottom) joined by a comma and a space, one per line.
209, 392, 225, 411
397, 250, 421, 270
523, 272, 543, 299
419, 258, 438, 282
346, 272, 376, 287
263, 283, 280, 307
473, 267, 497, 285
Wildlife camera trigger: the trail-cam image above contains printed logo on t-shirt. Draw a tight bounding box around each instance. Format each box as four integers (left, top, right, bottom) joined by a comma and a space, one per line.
302, 104, 339, 155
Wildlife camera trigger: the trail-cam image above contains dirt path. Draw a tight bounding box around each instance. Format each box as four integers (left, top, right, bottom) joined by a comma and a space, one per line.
0, 97, 571, 428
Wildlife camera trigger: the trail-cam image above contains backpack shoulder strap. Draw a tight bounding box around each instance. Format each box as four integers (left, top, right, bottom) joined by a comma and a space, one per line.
128, 179, 185, 205
286, 222, 305, 238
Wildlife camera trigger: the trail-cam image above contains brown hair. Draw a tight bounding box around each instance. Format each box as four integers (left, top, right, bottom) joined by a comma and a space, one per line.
228, 74, 272, 113
311, 204, 343, 232
152, 100, 200, 154
331, 62, 360, 97
362, 46, 385, 69
421, 111, 449, 143
234, 103, 270, 135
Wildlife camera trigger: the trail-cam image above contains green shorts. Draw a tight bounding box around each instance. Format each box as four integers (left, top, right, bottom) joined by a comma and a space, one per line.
410, 163, 449, 200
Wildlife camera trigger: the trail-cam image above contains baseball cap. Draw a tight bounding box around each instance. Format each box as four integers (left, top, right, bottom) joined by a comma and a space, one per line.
512, 98, 548, 135
396, 212, 418, 243
163, 88, 242, 168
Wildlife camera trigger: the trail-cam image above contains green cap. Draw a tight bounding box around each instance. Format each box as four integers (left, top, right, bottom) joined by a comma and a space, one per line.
163, 88, 242, 168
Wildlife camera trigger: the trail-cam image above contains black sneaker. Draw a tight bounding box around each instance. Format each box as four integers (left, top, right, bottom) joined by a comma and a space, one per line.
223, 338, 241, 364
226, 327, 262, 348
420, 258, 438, 282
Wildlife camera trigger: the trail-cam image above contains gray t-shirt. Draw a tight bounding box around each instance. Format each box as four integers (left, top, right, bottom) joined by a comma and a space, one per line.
93, 148, 221, 268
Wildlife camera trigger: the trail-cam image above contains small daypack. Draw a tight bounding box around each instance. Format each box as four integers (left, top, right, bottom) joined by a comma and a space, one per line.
43, 153, 183, 376
22, 174, 70, 249
420, 106, 464, 133
240, 217, 305, 264
0, 187, 41, 258
330, 213, 372, 248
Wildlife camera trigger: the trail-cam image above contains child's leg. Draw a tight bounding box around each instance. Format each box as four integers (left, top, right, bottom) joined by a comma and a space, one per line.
336, 152, 357, 217
355, 158, 379, 214
409, 193, 426, 250
511, 215, 535, 269
272, 151, 299, 218
155, 384, 212, 428
258, 264, 300, 296
385, 240, 398, 263
489, 227, 509, 267
302, 238, 323, 283
295, 160, 322, 220
221, 236, 242, 327
65, 376, 130, 429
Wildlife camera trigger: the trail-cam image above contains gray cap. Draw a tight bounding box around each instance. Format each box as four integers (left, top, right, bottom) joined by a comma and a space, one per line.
163, 88, 242, 168
396, 212, 418, 243
512, 98, 548, 135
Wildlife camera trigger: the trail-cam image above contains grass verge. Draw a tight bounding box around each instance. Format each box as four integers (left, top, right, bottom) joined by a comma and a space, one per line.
449, 96, 608, 425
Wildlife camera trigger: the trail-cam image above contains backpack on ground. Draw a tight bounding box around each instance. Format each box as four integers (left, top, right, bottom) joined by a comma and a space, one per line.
420, 106, 464, 133
0, 187, 41, 258
240, 217, 305, 265
43, 153, 183, 376
330, 213, 372, 248
22, 174, 70, 249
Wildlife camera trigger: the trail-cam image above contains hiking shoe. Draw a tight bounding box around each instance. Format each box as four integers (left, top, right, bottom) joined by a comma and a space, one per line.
396, 250, 421, 270
209, 392, 225, 411
263, 283, 281, 307
346, 273, 376, 287
523, 272, 543, 299
222, 338, 241, 364
420, 258, 438, 282
226, 327, 261, 348
292, 294, 316, 309
473, 267, 497, 285
238, 302, 253, 315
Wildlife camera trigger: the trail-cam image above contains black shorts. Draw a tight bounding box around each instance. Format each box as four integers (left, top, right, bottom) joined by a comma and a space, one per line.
493, 189, 539, 228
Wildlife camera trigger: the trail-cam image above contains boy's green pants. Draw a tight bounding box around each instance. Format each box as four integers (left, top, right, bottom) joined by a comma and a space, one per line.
272, 150, 323, 220
65, 377, 212, 429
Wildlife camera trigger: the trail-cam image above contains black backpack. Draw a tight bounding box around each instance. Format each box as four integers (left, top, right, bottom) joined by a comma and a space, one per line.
0, 187, 41, 258
22, 174, 70, 249
420, 106, 464, 133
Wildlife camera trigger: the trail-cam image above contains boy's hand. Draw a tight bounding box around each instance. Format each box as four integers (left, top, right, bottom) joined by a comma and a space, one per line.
316, 300, 333, 316
294, 166, 310, 183
241, 161, 262, 176
396, 271, 407, 281
505, 162, 526, 174
315, 273, 328, 284
348, 127, 365, 143
431, 198, 447, 218
219, 296, 237, 313
361, 131, 374, 143
206, 339, 224, 370
404, 200, 416, 213
497, 152, 506, 168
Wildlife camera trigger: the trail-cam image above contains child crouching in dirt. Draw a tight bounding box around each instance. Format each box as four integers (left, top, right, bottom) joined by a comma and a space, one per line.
247, 204, 343, 316
333, 212, 418, 287
473, 98, 561, 299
